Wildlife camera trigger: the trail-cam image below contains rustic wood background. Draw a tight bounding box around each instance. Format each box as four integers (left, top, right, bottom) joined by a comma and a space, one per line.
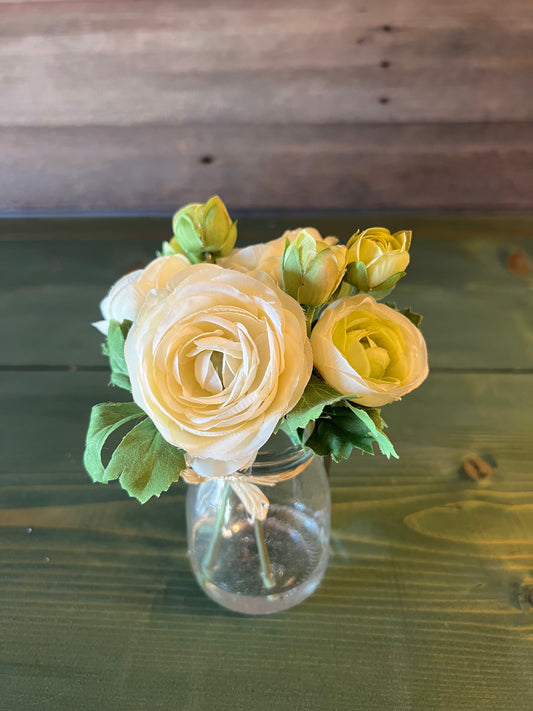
1, 0, 533, 213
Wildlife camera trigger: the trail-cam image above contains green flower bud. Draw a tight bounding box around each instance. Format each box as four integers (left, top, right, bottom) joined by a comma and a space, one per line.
169, 196, 237, 262
281, 230, 347, 306
345, 228, 411, 296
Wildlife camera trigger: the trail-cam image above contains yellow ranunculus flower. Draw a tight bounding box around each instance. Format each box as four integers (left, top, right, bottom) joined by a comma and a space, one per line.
346, 227, 411, 292
310, 294, 428, 407
169, 195, 237, 262
281, 230, 347, 306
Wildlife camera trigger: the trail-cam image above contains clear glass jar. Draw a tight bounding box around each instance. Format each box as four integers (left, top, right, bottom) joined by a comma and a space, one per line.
186, 431, 330, 614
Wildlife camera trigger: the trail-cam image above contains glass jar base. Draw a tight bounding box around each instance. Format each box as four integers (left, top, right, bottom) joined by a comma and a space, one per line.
189, 504, 329, 615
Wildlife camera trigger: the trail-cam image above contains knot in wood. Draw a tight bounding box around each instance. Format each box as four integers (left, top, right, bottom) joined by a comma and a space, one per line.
462, 456, 493, 481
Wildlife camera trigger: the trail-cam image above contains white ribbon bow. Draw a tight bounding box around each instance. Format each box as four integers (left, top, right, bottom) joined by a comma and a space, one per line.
180, 461, 309, 521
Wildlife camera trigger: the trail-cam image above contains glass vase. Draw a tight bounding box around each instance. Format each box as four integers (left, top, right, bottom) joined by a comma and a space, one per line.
186, 431, 330, 614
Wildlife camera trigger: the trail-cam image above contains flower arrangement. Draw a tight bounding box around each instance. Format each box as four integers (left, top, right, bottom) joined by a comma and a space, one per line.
84, 196, 428, 517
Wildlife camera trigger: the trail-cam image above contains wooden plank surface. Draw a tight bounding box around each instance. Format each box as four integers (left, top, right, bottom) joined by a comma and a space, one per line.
1, 215, 532, 368
2, 0, 533, 125
2, 369, 533, 710
2, 215, 533, 710
1, 0, 533, 212
2, 123, 533, 213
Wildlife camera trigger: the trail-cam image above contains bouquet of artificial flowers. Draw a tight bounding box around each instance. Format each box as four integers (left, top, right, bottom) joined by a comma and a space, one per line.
84, 196, 428, 517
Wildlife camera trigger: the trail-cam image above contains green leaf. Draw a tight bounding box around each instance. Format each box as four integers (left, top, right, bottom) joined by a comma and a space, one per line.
280, 374, 347, 437
371, 270, 405, 292
108, 418, 186, 504
368, 271, 406, 301
328, 280, 354, 303
344, 260, 369, 292
157, 241, 176, 257
365, 286, 395, 301
306, 417, 363, 459
305, 401, 398, 462
345, 402, 398, 459
174, 213, 204, 262
83, 402, 186, 503
106, 319, 133, 391
400, 306, 423, 328
281, 237, 303, 299
365, 406, 389, 432
84, 401, 146, 482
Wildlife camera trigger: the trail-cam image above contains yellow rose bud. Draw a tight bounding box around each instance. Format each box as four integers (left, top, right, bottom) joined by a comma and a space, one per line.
170, 196, 237, 262
310, 294, 428, 407
345, 227, 411, 294
281, 230, 347, 306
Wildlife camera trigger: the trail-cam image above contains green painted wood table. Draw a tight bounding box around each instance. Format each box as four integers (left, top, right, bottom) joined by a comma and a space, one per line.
1, 215, 532, 711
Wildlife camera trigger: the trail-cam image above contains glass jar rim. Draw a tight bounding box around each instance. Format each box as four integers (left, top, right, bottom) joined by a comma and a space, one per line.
250, 431, 315, 474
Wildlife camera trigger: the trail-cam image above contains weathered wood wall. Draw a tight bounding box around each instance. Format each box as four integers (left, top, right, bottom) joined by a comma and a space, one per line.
1, 0, 533, 212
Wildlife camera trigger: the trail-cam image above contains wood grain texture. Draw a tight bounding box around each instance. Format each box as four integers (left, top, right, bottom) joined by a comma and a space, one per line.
1, 0, 533, 211
1, 123, 533, 213
2, 215, 533, 368
2, 216, 533, 709
2, 0, 533, 125
2, 369, 533, 710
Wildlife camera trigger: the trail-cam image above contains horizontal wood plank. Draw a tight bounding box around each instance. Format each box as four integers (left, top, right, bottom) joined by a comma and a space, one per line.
1, 215, 532, 369
2, 370, 533, 710
3, 213, 533, 242
2, 0, 533, 212
2, 0, 533, 126
2, 123, 533, 212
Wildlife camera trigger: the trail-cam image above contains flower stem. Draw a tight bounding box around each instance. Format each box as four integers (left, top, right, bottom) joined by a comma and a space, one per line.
203, 481, 231, 576
203, 480, 276, 592
253, 518, 277, 590
306, 306, 316, 337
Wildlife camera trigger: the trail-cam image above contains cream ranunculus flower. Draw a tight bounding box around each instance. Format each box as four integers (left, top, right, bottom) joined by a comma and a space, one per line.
310, 294, 428, 407
124, 263, 313, 477
220, 227, 339, 286
346, 228, 411, 291
93, 254, 191, 334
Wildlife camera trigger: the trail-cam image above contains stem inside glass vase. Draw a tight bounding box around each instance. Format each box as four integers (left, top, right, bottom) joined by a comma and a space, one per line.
253, 517, 276, 590
202, 481, 231, 575
202, 480, 276, 592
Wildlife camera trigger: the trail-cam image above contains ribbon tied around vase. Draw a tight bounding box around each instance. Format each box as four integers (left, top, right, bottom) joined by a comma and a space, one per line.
180, 459, 310, 521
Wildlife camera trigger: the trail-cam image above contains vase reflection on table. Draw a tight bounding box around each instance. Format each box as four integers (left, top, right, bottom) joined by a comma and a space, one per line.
186, 431, 330, 615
